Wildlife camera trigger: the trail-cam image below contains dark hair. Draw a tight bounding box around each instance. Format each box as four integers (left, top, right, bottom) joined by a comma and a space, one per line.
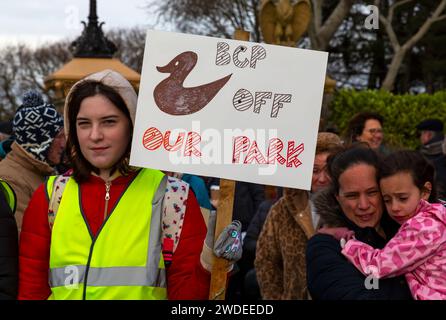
378, 150, 437, 202
66, 80, 134, 183
346, 112, 384, 144
0, 120, 13, 135
327, 145, 380, 194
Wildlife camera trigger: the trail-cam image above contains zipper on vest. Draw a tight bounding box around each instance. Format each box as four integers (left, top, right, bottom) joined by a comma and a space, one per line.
104, 181, 111, 222
83, 180, 112, 299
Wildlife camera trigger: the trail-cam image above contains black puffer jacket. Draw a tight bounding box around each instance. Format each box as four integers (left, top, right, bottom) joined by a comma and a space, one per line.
233, 182, 265, 232
0, 188, 18, 300
306, 187, 412, 300
242, 199, 274, 271
207, 178, 265, 232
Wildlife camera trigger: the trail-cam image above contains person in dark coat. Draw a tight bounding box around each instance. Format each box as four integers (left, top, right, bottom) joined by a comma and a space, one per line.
417, 119, 444, 161
416, 119, 446, 199
0, 120, 14, 160
306, 146, 412, 300
233, 182, 265, 232
243, 198, 277, 269
0, 120, 12, 141
241, 197, 279, 300
205, 178, 265, 232
0, 179, 18, 300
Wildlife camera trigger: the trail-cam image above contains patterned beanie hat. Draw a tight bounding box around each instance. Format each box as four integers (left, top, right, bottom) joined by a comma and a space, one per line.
13, 90, 64, 162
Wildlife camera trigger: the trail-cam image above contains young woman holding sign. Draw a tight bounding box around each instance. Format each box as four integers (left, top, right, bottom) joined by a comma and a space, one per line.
18, 69, 241, 300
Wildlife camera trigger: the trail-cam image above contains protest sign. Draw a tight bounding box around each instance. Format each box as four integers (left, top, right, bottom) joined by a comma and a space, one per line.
130, 30, 328, 190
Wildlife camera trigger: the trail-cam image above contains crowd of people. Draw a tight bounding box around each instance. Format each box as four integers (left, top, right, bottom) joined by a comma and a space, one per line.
0, 69, 445, 300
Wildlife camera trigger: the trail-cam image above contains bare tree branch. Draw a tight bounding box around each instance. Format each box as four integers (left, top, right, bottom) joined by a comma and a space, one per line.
379, 14, 400, 50
433, 14, 446, 23
402, 0, 446, 50
381, 0, 446, 91
388, 0, 414, 25
311, 0, 355, 51
235, 1, 245, 30
312, 0, 323, 34
144, 0, 260, 40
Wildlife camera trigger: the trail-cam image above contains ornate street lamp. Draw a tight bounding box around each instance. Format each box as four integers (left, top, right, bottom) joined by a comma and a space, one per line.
45, 0, 141, 110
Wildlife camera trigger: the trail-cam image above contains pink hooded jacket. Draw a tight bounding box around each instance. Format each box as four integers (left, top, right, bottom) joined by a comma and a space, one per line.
342, 199, 446, 300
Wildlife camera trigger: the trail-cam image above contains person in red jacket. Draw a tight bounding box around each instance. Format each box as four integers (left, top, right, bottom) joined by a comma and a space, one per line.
18, 69, 241, 300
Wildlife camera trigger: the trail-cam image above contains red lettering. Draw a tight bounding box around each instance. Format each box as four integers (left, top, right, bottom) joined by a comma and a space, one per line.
142, 126, 304, 168
163, 131, 185, 151
266, 138, 286, 165
232, 136, 250, 164
286, 142, 304, 168
244, 141, 267, 164
142, 127, 163, 150
184, 132, 202, 157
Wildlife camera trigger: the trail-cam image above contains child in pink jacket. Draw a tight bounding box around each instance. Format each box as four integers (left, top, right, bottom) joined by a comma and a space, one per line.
322, 150, 446, 300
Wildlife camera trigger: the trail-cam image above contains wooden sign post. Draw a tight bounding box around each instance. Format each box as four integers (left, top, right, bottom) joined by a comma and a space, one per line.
208, 29, 250, 300
208, 178, 235, 300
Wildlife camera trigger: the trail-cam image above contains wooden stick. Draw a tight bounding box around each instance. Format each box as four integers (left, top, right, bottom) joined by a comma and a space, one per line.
208, 29, 250, 300
208, 179, 236, 300
233, 29, 250, 41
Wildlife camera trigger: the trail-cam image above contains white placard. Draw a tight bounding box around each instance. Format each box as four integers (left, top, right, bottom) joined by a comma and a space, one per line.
130, 30, 328, 190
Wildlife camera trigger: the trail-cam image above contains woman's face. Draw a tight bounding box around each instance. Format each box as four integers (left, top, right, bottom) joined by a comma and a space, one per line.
380, 172, 430, 225
76, 94, 131, 172
312, 152, 331, 193
336, 163, 383, 228
357, 119, 383, 150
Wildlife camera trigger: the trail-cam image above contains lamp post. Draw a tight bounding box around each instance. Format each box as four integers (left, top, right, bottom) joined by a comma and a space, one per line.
45, 0, 140, 111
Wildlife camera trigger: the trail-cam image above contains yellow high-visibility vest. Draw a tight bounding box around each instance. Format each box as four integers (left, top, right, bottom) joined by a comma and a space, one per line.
46, 168, 168, 300
0, 179, 16, 214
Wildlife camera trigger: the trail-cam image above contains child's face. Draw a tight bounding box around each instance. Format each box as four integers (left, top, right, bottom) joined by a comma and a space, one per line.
380, 172, 431, 224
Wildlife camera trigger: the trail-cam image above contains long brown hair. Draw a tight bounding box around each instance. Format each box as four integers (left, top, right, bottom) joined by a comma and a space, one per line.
65, 80, 135, 183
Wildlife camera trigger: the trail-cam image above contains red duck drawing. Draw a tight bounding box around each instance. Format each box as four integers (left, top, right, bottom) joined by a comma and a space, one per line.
154, 51, 232, 115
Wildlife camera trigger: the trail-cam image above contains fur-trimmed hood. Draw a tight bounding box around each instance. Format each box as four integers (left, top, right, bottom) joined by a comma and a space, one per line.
313, 186, 350, 228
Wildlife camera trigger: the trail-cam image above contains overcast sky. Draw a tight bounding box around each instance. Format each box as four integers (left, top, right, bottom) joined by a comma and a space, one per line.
0, 0, 164, 48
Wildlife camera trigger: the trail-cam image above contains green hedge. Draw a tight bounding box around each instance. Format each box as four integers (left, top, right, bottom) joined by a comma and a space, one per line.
329, 89, 446, 150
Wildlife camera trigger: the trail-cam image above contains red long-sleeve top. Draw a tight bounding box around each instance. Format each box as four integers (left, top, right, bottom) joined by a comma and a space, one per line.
18, 172, 211, 300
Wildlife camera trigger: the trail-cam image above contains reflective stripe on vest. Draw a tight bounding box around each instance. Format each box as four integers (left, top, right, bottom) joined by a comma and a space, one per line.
49, 265, 167, 287
48, 168, 168, 300
0, 179, 16, 214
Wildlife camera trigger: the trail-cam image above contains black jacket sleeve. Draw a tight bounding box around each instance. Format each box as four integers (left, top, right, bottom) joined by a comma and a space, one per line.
249, 183, 266, 215
243, 200, 273, 266
233, 182, 265, 232
0, 190, 18, 300
306, 234, 412, 300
